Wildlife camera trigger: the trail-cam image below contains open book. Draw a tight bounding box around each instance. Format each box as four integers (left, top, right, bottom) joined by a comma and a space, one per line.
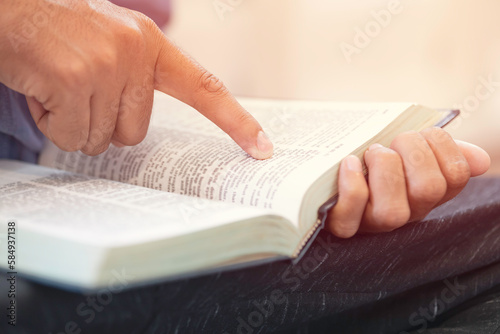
0, 92, 457, 290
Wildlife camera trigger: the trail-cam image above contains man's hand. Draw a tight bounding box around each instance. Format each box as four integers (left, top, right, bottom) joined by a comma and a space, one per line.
0, 0, 273, 159
328, 127, 491, 238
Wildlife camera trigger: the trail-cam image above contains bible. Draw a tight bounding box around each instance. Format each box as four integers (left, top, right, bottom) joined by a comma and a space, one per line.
0, 92, 457, 290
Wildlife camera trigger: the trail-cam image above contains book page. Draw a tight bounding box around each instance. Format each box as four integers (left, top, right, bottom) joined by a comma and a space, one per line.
0, 160, 273, 247
39, 93, 413, 225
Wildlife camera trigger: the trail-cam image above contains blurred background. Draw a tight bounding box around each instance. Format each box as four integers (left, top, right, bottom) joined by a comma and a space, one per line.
160, 0, 500, 174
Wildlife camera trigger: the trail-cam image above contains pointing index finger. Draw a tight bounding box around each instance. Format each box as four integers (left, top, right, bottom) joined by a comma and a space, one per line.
152, 33, 273, 160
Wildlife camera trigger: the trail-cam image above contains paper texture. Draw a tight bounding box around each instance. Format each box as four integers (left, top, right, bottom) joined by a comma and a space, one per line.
39, 93, 413, 225
0, 160, 271, 246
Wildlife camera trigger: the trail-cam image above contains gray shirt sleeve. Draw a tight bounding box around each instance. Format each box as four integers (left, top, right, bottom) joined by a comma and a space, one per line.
0, 83, 45, 163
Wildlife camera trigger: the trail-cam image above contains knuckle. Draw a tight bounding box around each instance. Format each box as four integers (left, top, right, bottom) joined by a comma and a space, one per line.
83, 130, 113, 156
421, 127, 450, 144
56, 60, 89, 90
444, 160, 471, 189
96, 46, 118, 73
197, 70, 227, 96
410, 176, 447, 204
127, 13, 147, 38
99, 112, 118, 130
129, 83, 153, 108
118, 86, 153, 118
118, 15, 147, 55
136, 11, 158, 31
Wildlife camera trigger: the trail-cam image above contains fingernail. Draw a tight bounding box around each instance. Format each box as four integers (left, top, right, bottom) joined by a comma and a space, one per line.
256, 131, 274, 156
345, 155, 362, 172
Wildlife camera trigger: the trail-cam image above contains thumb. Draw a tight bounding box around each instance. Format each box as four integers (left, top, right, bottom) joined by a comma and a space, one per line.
151, 31, 273, 160
456, 140, 491, 176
